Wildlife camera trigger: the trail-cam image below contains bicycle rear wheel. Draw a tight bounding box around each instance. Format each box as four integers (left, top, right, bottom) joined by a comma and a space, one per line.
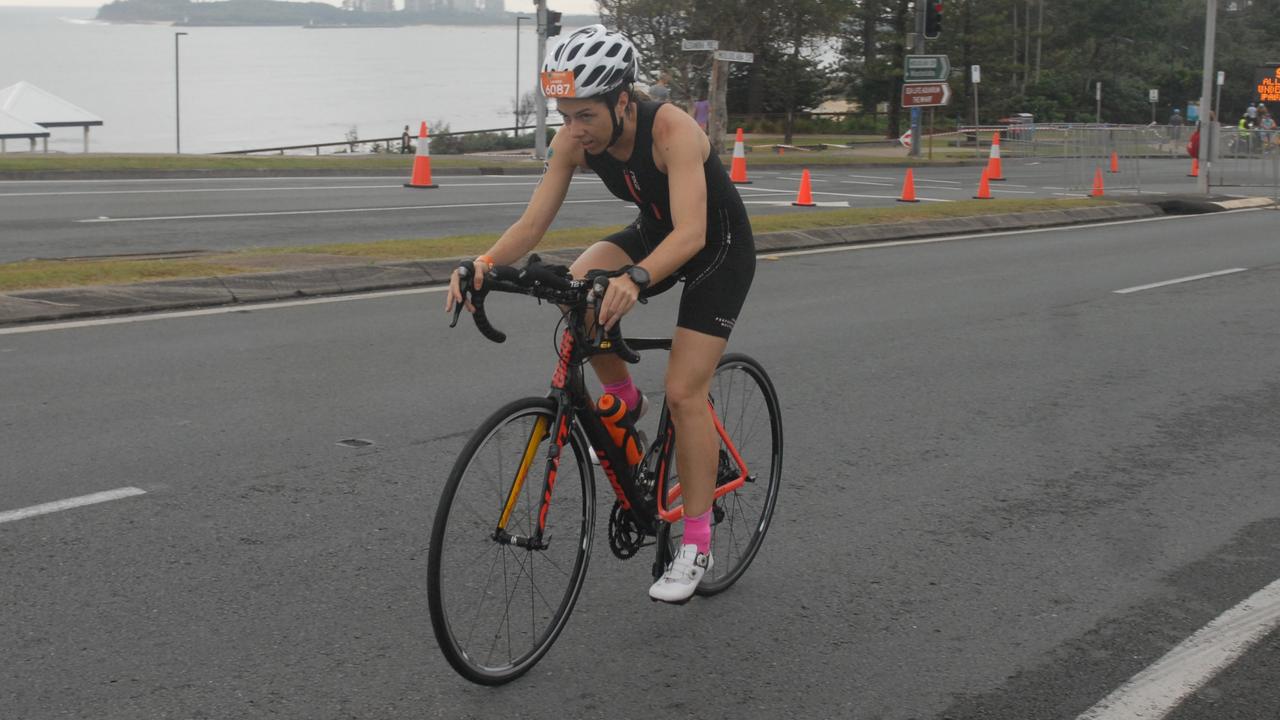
658, 353, 783, 596
427, 397, 594, 685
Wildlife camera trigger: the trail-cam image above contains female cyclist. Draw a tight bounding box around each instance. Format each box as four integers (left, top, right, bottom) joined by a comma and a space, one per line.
445, 24, 756, 604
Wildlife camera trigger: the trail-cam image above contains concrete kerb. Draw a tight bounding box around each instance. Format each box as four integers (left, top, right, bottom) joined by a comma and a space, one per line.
0, 203, 1177, 328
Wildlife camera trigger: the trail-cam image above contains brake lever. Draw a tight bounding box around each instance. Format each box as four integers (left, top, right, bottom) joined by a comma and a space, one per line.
448, 263, 472, 329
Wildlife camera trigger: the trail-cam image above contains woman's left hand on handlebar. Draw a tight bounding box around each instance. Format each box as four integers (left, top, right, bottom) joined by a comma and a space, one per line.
444, 259, 489, 314
597, 275, 639, 330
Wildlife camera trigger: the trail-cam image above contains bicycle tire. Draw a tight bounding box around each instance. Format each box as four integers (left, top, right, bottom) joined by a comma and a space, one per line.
427, 397, 594, 685
657, 352, 783, 596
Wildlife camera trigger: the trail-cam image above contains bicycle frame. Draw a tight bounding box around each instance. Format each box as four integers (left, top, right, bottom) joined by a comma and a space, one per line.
492, 320, 750, 552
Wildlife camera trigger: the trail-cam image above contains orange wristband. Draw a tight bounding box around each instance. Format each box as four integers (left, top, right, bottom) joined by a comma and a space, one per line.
475, 254, 495, 267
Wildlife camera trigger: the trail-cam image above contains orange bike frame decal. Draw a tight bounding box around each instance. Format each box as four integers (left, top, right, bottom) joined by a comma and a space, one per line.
538, 414, 572, 532
496, 415, 550, 530
551, 329, 574, 389
656, 400, 750, 523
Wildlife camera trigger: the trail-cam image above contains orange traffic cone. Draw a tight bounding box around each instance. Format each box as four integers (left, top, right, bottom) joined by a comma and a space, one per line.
791, 169, 816, 207
404, 122, 438, 189
1109, 150, 1120, 174
729, 128, 751, 184
973, 167, 993, 199
898, 167, 919, 203
987, 131, 1006, 181
1090, 167, 1105, 197
1188, 157, 1199, 177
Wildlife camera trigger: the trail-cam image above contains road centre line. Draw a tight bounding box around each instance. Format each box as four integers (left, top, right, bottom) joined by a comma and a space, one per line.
840, 179, 895, 187
0, 174, 532, 185
0, 180, 571, 198
77, 197, 624, 223
0, 487, 147, 524
742, 185, 952, 202
0, 286, 451, 335
1114, 268, 1248, 294
1077, 576, 1280, 720
5, 211, 1221, 336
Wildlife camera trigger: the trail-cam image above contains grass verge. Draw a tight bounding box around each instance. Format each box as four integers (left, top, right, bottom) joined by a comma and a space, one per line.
0, 198, 1112, 293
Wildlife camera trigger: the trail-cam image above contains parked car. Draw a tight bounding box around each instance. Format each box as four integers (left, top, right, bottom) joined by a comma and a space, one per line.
998, 112, 1035, 141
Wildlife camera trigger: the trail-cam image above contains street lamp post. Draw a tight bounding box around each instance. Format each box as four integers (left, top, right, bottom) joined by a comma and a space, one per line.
515, 15, 531, 137
175, 31, 188, 154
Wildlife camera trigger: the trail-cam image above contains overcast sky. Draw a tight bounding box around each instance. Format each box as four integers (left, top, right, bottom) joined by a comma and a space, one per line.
1, 0, 601, 11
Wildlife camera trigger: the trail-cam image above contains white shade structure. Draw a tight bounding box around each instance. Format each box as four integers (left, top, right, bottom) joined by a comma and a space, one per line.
0, 81, 104, 152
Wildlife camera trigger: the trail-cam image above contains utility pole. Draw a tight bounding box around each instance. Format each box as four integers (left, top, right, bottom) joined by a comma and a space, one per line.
534, 0, 548, 160
1196, 0, 1218, 194
910, 2, 925, 157
175, 31, 188, 155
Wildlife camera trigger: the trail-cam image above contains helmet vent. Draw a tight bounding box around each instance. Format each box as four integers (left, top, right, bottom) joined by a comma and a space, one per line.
566, 44, 582, 62
604, 42, 622, 58
586, 40, 605, 57
581, 65, 607, 88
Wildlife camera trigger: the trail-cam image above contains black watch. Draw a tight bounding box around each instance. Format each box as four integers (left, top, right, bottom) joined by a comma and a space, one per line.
623, 265, 651, 290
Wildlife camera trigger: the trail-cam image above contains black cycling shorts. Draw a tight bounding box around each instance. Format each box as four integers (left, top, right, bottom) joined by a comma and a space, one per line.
602, 214, 755, 339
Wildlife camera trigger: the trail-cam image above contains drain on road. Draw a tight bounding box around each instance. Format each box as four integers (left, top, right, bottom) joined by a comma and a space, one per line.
336, 438, 374, 448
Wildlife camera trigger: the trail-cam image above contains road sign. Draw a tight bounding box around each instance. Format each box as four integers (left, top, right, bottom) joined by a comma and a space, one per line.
1149, 89, 1159, 103
900, 82, 952, 108
1255, 65, 1280, 103
713, 50, 754, 64
971, 65, 981, 83
905, 55, 950, 82
682, 39, 718, 51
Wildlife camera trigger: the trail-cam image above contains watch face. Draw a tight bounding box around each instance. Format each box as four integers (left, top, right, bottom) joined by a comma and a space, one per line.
628, 266, 650, 287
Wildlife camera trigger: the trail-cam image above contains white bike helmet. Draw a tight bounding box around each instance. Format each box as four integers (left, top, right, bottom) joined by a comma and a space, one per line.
542, 24, 639, 99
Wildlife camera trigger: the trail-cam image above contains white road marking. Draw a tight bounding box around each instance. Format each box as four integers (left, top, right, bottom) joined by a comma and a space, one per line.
1077, 577, 1280, 720
741, 200, 850, 207
744, 185, 952, 203
840, 179, 895, 187
77, 197, 623, 223
0, 286, 449, 335
0, 180, 576, 198
913, 178, 962, 185
0, 174, 532, 185
1114, 268, 1248, 294
0, 487, 147, 524
766, 213, 1197, 259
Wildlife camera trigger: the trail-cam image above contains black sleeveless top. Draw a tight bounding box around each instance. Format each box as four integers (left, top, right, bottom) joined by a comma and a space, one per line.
584, 101, 749, 240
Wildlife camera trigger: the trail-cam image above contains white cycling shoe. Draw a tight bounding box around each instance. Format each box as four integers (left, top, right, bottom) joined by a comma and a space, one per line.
648, 544, 713, 604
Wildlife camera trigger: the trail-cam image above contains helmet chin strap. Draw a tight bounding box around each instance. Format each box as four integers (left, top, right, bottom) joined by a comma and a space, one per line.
604, 97, 629, 151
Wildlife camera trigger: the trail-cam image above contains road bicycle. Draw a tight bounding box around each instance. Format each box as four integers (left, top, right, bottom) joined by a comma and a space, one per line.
427, 255, 783, 685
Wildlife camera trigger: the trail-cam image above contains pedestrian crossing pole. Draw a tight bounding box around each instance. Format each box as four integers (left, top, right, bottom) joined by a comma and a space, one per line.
1196, 0, 1218, 194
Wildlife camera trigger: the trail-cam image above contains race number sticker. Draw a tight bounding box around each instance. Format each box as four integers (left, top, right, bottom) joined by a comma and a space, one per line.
541, 70, 576, 98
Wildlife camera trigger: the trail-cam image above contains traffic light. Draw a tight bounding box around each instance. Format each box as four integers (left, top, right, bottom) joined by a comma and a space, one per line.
546, 9, 562, 37
924, 1, 942, 39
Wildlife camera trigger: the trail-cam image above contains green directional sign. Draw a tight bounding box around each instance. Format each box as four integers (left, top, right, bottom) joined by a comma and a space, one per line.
905, 55, 951, 82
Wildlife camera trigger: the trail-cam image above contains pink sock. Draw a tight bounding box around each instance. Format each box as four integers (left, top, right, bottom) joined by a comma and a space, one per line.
603, 377, 640, 412
683, 509, 712, 554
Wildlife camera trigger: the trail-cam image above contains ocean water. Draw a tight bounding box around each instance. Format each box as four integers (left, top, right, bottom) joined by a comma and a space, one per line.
0, 6, 561, 153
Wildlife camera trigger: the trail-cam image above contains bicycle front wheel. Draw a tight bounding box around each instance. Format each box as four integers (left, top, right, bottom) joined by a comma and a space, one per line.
427, 397, 594, 685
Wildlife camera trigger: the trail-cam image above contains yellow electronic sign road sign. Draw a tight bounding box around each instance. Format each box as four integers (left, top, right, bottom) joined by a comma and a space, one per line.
1256, 65, 1280, 104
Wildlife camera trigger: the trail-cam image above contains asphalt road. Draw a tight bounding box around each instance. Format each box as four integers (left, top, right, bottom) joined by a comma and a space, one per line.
2, 156, 1273, 263
3, 208, 1279, 719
